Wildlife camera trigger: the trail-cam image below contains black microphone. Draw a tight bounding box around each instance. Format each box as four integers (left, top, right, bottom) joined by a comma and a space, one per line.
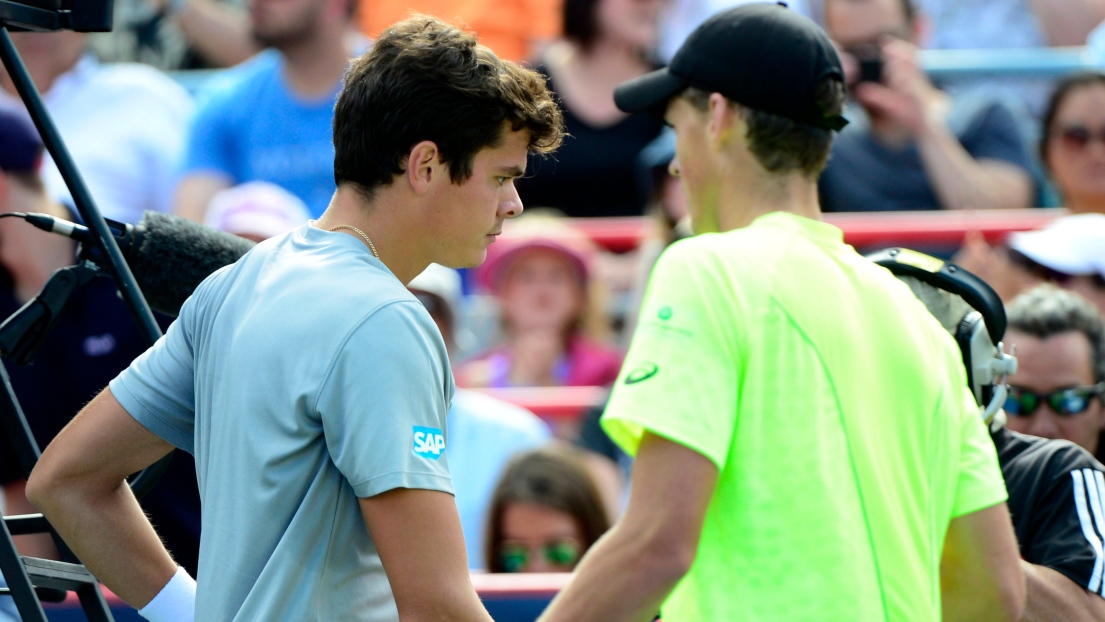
22, 211, 257, 317
20, 211, 136, 248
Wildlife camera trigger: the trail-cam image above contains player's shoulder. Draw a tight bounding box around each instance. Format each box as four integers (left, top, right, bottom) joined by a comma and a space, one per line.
655, 228, 772, 276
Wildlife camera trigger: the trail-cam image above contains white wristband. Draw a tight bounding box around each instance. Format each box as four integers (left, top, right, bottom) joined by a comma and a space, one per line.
138, 566, 196, 622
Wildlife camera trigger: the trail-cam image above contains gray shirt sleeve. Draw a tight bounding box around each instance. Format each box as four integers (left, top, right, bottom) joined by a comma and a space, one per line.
109, 296, 198, 454
316, 300, 454, 499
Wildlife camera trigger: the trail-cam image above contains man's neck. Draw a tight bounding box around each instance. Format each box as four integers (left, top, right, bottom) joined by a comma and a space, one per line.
278, 28, 353, 99
315, 185, 429, 285
715, 169, 822, 232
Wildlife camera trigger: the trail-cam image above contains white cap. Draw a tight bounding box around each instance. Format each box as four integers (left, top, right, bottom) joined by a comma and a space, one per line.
408, 263, 463, 321
408, 264, 476, 353
204, 181, 311, 240
1007, 213, 1105, 277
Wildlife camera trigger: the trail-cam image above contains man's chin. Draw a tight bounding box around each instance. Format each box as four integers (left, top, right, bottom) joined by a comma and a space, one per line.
439, 250, 487, 271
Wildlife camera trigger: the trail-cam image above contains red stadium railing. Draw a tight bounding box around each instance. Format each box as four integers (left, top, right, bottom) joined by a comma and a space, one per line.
569, 208, 1066, 253
43, 212, 1072, 622
473, 386, 609, 422
471, 571, 572, 598
48, 574, 574, 622
486, 208, 1070, 423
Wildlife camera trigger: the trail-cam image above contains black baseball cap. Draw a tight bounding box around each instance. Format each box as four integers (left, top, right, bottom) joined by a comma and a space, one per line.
614, 3, 848, 131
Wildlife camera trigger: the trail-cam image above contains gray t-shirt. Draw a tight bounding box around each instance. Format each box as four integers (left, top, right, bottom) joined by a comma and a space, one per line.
110, 223, 454, 620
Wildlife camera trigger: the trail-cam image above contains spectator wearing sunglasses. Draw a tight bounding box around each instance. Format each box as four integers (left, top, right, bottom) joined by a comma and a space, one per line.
484, 445, 610, 573
892, 267, 1105, 620
954, 73, 1105, 303
1040, 72, 1105, 215
1004, 285, 1105, 464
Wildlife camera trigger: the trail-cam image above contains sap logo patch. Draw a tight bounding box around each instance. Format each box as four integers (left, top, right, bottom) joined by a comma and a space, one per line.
412, 426, 446, 460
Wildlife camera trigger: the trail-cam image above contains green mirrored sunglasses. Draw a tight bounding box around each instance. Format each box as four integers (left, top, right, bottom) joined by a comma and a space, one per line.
1004, 383, 1105, 417
498, 538, 582, 573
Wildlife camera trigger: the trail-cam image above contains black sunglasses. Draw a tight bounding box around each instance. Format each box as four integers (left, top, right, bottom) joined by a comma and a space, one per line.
1004, 383, 1105, 417
1057, 124, 1105, 151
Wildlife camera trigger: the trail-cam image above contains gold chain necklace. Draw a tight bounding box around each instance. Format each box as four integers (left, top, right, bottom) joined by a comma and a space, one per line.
328, 225, 380, 259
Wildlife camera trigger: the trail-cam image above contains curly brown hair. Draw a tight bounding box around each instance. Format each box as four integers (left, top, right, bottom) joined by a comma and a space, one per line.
333, 16, 564, 202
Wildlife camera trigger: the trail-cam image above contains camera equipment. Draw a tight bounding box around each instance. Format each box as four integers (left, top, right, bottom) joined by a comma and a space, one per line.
10, 209, 257, 318
867, 248, 1018, 422
0, 1, 112, 33
0, 2, 174, 619
846, 43, 883, 85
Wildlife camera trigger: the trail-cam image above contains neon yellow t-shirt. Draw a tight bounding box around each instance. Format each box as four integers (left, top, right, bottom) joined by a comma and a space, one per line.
602, 212, 1007, 621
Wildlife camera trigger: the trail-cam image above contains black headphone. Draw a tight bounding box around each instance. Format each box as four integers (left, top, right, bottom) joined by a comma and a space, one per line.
866, 248, 1018, 419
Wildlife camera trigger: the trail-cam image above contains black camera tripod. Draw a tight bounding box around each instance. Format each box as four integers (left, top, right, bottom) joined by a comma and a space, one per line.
0, 2, 174, 619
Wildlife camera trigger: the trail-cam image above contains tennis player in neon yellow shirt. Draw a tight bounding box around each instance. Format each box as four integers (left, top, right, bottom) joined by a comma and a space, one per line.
538, 5, 1025, 622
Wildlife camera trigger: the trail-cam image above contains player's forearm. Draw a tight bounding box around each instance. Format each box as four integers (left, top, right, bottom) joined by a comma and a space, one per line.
1021, 561, 1105, 621
915, 121, 1032, 210
26, 475, 177, 608
401, 592, 493, 622
393, 571, 492, 622
538, 523, 690, 622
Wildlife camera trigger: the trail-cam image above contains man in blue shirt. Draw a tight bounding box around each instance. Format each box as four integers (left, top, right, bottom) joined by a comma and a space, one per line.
173, 0, 362, 221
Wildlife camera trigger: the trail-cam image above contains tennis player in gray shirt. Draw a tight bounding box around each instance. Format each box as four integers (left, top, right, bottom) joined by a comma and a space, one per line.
26, 16, 563, 621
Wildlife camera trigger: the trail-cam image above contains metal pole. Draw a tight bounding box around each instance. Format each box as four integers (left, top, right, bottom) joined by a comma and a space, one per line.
921, 46, 1102, 79
0, 25, 170, 497
0, 25, 161, 346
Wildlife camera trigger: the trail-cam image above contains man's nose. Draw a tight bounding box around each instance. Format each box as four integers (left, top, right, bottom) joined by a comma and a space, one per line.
1024, 408, 1063, 439
500, 182, 523, 218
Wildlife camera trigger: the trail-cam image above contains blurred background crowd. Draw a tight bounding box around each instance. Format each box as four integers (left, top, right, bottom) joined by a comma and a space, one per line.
3, 0, 1105, 604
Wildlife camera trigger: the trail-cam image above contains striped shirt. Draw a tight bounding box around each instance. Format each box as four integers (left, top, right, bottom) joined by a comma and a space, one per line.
995, 424, 1105, 598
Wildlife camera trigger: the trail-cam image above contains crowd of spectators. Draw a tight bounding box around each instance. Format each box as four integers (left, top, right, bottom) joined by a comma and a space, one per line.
4, 0, 1105, 617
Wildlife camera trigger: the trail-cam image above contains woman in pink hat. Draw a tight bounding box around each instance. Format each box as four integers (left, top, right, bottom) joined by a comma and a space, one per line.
457, 214, 624, 388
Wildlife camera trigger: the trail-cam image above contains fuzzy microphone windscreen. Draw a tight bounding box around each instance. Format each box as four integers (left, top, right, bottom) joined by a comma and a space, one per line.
130, 211, 257, 317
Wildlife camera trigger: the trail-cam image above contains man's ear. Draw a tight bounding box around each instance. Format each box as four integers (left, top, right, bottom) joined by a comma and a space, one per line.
406, 141, 441, 194
707, 92, 738, 148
